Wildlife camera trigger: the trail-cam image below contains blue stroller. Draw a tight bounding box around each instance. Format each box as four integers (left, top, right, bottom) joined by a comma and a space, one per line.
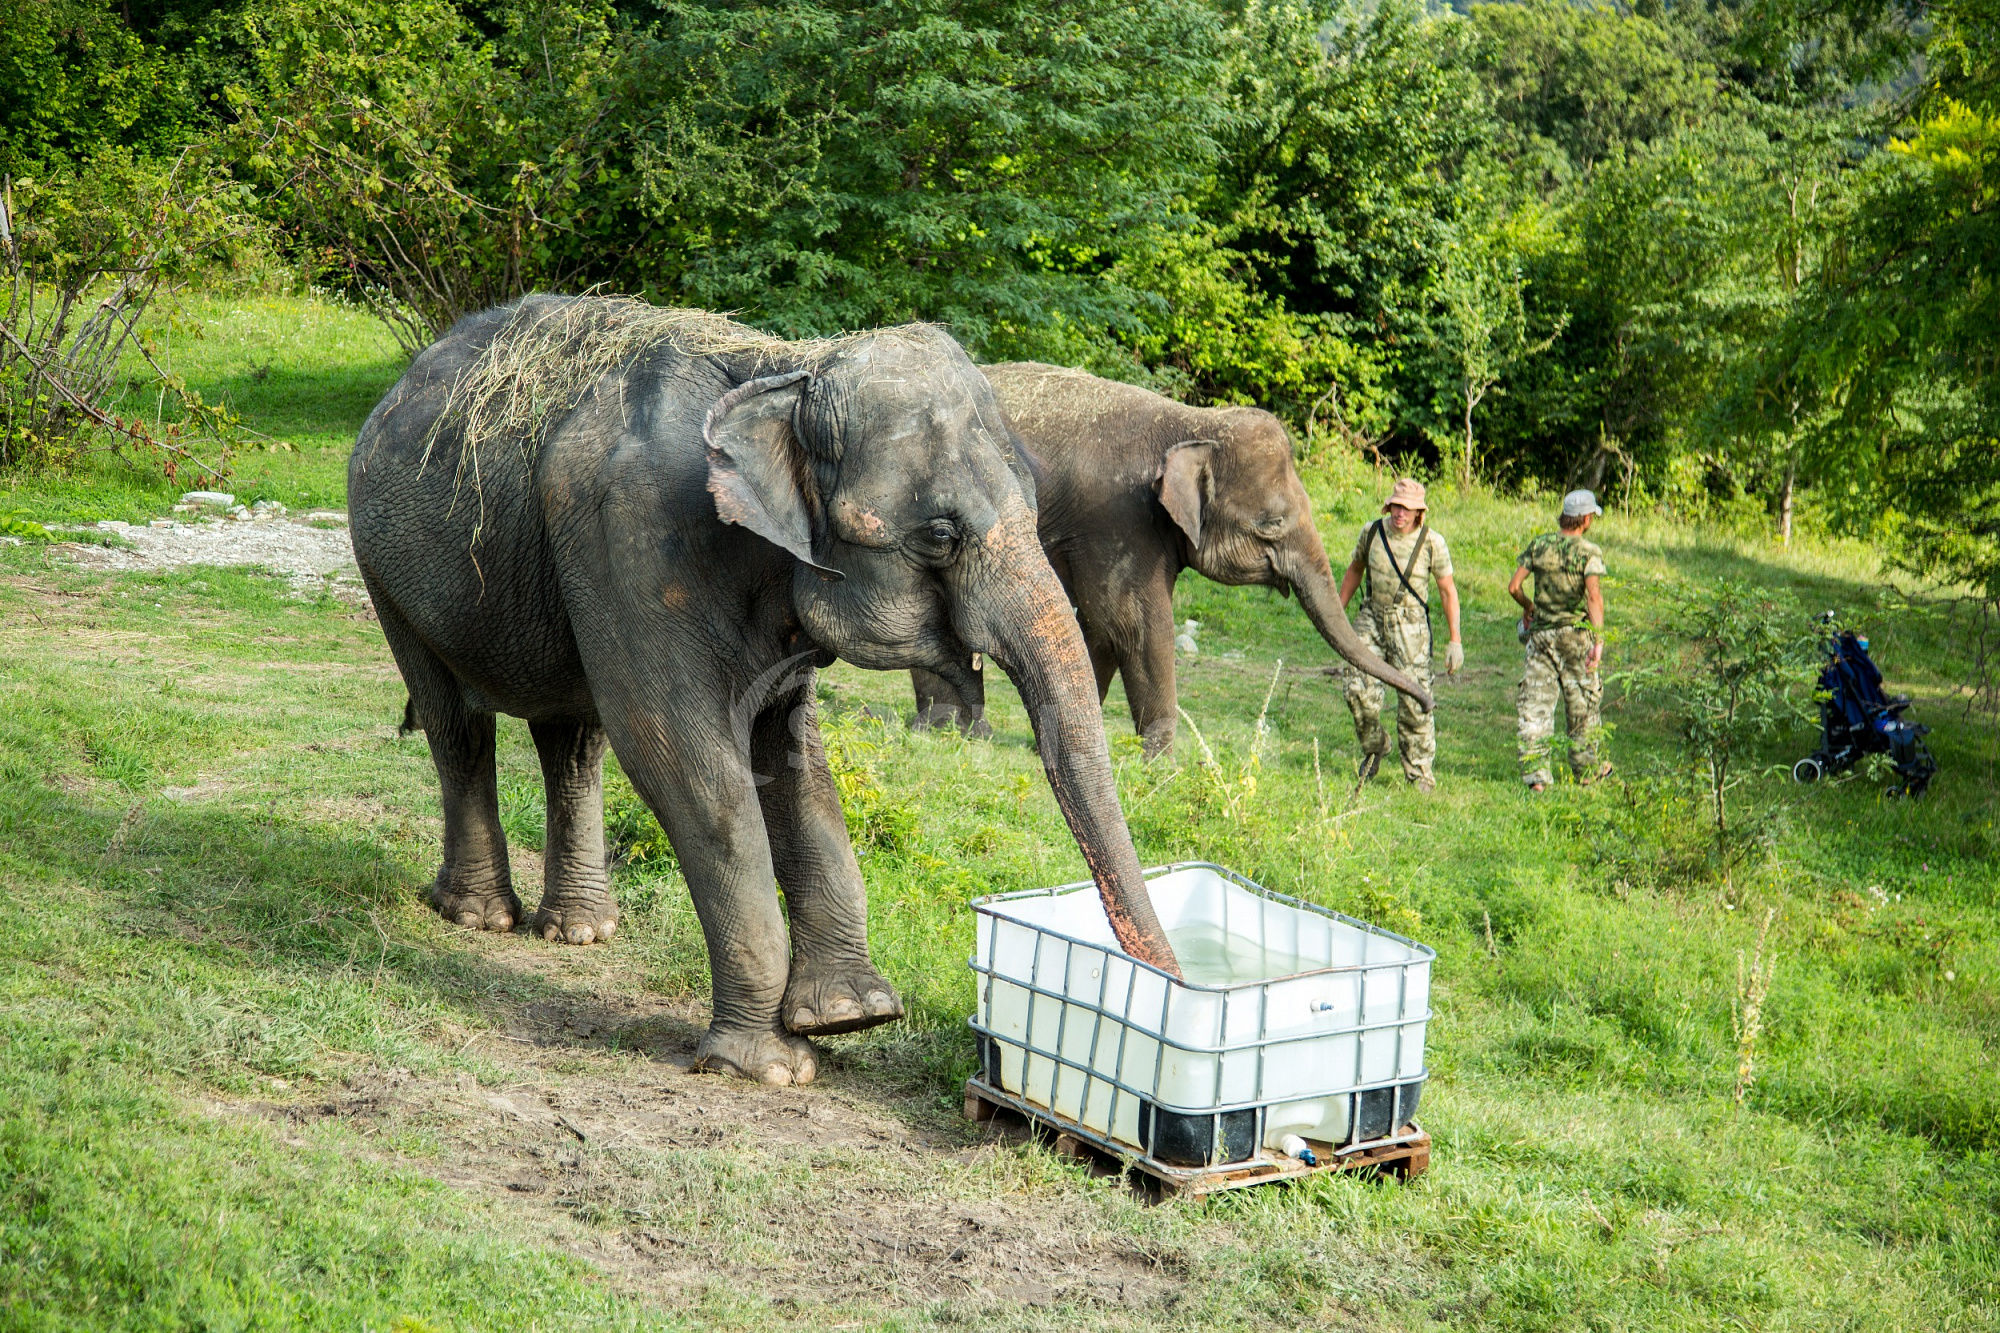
1792, 615, 1936, 796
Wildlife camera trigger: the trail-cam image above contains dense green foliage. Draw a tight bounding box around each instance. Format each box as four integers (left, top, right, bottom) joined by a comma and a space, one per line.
3, 0, 1992, 580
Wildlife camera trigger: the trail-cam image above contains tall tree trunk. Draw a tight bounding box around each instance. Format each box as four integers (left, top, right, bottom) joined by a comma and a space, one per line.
1462, 388, 1476, 490
1779, 461, 1795, 548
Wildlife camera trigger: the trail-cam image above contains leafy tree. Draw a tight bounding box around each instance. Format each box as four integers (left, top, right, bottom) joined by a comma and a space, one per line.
0, 150, 253, 480
1716, 0, 1994, 586
230, 0, 1238, 370
1212, 0, 1488, 433
230, 0, 626, 352
626, 0, 1230, 358
1738, 98, 1999, 592
1426, 218, 1566, 488
0, 0, 205, 172
1468, 0, 1718, 198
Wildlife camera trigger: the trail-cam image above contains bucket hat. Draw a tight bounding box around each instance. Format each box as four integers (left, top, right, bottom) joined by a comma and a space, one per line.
1383, 478, 1428, 512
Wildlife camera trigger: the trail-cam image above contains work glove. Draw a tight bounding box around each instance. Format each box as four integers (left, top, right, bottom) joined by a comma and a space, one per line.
1445, 640, 1464, 675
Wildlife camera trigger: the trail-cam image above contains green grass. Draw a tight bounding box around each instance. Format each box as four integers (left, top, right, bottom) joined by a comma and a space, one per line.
0, 293, 1996, 1330
1, 289, 399, 526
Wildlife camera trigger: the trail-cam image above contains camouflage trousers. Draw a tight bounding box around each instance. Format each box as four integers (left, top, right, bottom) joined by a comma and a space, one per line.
1344, 602, 1435, 783
1516, 625, 1603, 787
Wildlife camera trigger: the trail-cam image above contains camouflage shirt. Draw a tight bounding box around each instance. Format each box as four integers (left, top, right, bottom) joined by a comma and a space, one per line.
1353, 520, 1453, 615
1517, 533, 1606, 628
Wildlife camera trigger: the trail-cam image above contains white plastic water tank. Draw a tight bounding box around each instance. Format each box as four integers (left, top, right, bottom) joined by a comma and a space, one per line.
970, 864, 1431, 1163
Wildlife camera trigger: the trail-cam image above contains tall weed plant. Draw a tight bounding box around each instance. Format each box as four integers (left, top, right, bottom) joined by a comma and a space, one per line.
1615, 577, 1819, 849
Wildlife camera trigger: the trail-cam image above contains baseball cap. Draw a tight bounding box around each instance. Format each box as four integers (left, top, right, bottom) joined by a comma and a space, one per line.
1561, 489, 1602, 519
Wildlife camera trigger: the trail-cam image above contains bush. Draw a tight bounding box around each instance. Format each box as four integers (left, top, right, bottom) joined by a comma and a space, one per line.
1615, 578, 1819, 847
230, 0, 623, 356
0, 150, 253, 479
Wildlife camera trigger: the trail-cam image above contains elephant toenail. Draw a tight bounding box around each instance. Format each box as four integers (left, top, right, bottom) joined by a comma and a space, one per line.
543, 922, 564, 942
491, 914, 514, 932
791, 1008, 817, 1029
866, 990, 894, 1013
566, 923, 595, 945
596, 920, 616, 941
762, 1064, 794, 1087
456, 910, 483, 929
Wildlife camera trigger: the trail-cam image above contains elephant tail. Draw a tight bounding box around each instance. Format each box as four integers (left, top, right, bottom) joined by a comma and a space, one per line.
398, 697, 421, 736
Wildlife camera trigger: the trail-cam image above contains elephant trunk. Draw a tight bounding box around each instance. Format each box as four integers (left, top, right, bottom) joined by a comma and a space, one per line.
1286, 533, 1435, 712
965, 507, 1181, 978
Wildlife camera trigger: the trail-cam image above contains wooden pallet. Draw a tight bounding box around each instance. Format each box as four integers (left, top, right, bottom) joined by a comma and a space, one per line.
964, 1077, 1430, 1201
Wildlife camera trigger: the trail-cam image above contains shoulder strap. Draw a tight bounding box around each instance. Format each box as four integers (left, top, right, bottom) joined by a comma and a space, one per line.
1374, 519, 1430, 612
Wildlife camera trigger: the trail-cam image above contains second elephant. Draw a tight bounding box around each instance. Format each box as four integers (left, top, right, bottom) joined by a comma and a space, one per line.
912, 363, 1431, 756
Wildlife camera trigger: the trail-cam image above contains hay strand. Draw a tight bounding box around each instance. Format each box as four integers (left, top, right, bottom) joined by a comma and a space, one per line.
426, 297, 787, 469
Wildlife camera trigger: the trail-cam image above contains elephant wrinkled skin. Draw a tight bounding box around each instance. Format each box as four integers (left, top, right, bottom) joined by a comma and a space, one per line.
350, 298, 1180, 1085
911, 362, 1432, 756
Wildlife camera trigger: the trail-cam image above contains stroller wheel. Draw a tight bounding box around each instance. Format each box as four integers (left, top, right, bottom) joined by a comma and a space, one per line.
1793, 757, 1825, 784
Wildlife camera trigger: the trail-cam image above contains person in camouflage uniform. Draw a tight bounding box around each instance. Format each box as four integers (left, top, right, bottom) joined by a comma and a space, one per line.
1336, 478, 1462, 792
1509, 489, 1613, 791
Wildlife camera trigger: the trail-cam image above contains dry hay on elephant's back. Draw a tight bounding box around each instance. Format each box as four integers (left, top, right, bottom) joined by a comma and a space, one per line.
427, 295, 942, 468
982, 360, 1188, 430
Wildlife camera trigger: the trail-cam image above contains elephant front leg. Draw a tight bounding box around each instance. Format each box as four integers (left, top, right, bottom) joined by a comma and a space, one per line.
909, 663, 990, 738
617, 736, 817, 1084
528, 719, 619, 945
753, 693, 904, 1037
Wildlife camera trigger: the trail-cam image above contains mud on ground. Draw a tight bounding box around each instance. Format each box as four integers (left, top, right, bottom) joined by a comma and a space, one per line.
208, 930, 1192, 1320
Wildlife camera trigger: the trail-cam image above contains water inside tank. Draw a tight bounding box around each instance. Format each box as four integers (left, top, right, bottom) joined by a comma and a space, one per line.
1166, 921, 1313, 986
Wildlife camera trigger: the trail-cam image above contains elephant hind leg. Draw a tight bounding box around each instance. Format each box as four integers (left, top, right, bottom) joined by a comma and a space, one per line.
528, 718, 619, 946
376, 597, 520, 933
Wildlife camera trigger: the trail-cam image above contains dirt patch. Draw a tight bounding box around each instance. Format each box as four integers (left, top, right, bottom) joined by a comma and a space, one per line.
158, 776, 237, 803
212, 966, 1187, 1317
54, 515, 368, 602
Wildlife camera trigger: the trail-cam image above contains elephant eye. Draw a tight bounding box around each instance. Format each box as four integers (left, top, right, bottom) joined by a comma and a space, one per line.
912, 518, 960, 563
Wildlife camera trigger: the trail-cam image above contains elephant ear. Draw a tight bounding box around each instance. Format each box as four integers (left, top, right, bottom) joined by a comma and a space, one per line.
1156, 439, 1216, 547
705, 371, 843, 581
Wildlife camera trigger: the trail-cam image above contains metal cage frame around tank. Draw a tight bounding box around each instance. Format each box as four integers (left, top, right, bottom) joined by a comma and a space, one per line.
968, 862, 1434, 1164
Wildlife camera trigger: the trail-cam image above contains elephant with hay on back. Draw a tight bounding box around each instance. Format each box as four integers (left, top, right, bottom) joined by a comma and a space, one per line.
910, 363, 1432, 756
349, 296, 1179, 1085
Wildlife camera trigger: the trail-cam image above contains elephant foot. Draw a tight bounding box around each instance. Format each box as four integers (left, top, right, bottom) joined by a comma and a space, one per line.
691, 1027, 819, 1086
783, 963, 904, 1036
915, 705, 993, 740
1139, 721, 1176, 761
532, 890, 619, 946
911, 704, 957, 732
430, 877, 522, 933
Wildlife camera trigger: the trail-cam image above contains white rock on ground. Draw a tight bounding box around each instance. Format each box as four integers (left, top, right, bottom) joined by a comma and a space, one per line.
58, 513, 367, 603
